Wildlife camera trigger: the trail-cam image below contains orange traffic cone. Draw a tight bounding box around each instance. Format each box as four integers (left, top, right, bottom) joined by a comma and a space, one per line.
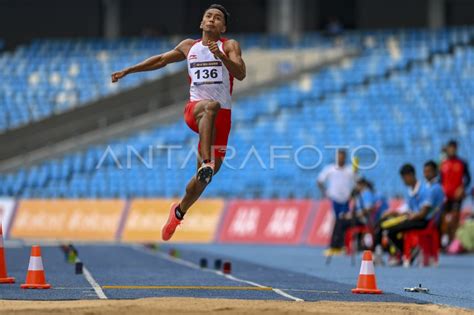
352, 250, 382, 294
21, 245, 51, 289
0, 225, 15, 283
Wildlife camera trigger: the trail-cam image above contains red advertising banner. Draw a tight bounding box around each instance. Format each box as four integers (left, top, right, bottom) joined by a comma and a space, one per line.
218, 199, 312, 244
306, 199, 335, 246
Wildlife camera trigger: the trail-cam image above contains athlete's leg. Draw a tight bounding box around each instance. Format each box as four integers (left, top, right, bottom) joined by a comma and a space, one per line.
179, 157, 223, 214
447, 201, 462, 245
161, 156, 223, 241
440, 200, 454, 248
192, 100, 221, 161
162, 100, 226, 241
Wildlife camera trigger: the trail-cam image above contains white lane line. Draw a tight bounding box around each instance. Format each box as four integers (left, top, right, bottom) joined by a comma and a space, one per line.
273, 288, 305, 300
131, 245, 303, 302
224, 274, 268, 288
83, 266, 108, 300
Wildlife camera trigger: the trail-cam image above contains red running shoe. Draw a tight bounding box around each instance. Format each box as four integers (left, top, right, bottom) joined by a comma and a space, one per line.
161, 203, 181, 241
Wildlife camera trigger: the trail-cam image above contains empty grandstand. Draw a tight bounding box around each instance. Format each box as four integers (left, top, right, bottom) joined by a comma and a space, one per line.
0, 27, 472, 199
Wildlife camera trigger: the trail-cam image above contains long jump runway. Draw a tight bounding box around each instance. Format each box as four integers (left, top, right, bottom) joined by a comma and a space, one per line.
0, 244, 428, 304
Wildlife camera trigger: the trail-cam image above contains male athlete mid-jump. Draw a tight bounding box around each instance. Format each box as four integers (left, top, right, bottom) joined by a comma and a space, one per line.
111, 4, 246, 241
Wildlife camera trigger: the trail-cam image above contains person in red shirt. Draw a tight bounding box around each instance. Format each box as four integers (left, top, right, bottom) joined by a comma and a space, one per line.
440, 140, 471, 248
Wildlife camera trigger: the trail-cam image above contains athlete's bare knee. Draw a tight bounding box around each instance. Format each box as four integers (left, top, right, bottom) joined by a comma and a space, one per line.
205, 101, 220, 114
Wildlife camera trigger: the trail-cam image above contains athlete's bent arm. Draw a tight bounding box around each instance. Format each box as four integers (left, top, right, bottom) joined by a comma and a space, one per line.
111, 39, 193, 83
208, 39, 246, 81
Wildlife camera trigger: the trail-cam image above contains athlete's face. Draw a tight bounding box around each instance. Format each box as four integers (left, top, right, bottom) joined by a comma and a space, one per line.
337, 151, 346, 167
201, 9, 226, 34
401, 173, 416, 187
446, 144, 457, 158
423, 165, 437, 181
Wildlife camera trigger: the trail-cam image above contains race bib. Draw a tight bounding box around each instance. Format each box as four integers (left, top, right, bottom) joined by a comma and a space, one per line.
190, 61, 223, 85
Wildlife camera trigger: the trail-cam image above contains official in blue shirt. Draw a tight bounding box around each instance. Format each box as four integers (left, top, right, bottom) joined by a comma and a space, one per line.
355, 178, 389, 225
422, 160, 445, 222
387, 162, 445, 263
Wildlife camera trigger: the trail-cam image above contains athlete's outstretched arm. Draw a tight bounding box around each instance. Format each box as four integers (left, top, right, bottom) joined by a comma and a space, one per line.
111, 39, 193, 83
208, 39, 246, 81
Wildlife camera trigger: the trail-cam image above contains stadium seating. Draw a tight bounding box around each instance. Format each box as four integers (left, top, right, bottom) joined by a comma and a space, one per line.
0, 27, 473, 199
0, 38, 186, 131
0, 34, 331, 132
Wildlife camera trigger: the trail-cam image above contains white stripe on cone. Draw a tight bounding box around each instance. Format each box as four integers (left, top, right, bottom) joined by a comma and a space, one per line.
27, 256, 44, 271
359, 261, 375, 275
0, 237, 3, 247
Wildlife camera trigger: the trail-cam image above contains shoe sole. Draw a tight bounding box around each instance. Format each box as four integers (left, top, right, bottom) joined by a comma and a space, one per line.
197, 166, 213, 184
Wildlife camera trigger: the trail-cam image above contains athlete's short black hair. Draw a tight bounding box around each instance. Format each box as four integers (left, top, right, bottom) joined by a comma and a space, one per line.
447, 139, 458, 148
206, 4, 230, 25
424, 160, 438, 172
399, 163, 416, 176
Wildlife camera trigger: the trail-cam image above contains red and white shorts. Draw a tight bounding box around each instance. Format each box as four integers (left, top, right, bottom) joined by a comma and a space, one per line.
184, 100, 232, 158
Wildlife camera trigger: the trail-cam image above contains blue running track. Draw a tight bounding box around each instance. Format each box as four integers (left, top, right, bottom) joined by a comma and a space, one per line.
0, 243, 472, 310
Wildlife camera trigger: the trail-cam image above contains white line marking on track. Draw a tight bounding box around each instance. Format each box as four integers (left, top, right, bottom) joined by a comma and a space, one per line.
131, 245, 303, 302
83, 266, 108, 300
224, 274, 268, 288
273, 288, 304, 300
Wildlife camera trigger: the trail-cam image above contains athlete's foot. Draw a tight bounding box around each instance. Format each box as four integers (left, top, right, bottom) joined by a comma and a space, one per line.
196, 160, 215, 184
162, 203, 182, 241
323, 247, 343, 257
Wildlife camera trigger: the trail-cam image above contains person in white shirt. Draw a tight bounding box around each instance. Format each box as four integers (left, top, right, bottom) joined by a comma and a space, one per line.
317, 150, 356, 255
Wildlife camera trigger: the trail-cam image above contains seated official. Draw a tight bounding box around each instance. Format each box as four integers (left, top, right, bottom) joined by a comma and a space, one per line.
375, 162, 445, 266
